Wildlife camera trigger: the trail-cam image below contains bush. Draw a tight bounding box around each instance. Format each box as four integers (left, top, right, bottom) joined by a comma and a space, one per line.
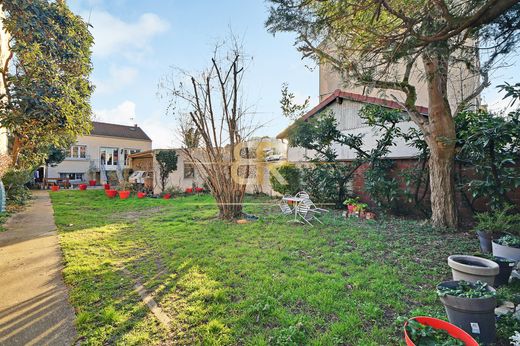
270, 164, 301, 195
2, 169, 32, 205
300, 162, 351, 206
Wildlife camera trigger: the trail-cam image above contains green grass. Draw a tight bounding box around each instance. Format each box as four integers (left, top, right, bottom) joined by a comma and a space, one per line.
51, 190, 482, 345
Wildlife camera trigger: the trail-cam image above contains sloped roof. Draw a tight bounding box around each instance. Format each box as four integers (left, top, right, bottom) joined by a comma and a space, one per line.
276, 89, 429, 139
90, 121, 151, 141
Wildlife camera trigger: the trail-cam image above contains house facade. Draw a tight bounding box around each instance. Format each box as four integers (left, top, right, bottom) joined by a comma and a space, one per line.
47, 121, 152, 183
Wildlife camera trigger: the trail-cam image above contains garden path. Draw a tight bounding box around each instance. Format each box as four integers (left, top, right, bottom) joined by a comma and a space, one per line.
0, 190, 77, 346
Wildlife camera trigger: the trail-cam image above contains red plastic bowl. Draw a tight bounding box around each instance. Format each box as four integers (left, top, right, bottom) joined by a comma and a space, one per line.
163, 193, 171, 199
404, 317, 478, 346
89, 180, 97, 186
118, 191, 130, 199
51, 185, 60, 192
104, 183, 110, 190
79, 184, 87, 191
137, 192, 146, 199
105, 189, 117, 198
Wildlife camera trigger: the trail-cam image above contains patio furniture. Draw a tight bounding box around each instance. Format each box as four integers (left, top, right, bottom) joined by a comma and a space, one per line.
279, 197, 293, 215
295, 191, 329, 214
296, 198, 323, 225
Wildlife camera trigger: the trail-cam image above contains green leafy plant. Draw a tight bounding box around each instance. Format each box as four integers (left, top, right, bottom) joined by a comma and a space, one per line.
156, 150, 178, 193
437, 281, 495, 299
269, 164, 301, 196
474, 205, 520, 235
496, 235, 520, 249
405, 319, 464, 346
2, 168, 32, 205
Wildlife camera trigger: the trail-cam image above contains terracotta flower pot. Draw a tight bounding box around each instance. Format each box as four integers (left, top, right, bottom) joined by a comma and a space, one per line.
404, 316, 478, 346
89, 180, 97, 186
185, 188, 193, 194
163, 193, 171, 199
137, 192, 146, 199
51, 185, 60, 192
79, 184, 88, 191
104, 183, 110, 190
118, 191, 130, 199
105, 189, 117, 198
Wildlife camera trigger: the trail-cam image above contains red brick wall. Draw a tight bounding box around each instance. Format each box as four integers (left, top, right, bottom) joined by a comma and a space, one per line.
351, 158, 520, 225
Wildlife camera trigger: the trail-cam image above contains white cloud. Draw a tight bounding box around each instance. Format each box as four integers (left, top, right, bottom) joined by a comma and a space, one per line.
94, 65, 138, 94
86, 10, 169, 60
93, 100, 136, 125
93, 101, 179, 149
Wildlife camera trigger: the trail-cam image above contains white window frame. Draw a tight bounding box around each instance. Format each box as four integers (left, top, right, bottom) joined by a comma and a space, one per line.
68, 145, 87, 159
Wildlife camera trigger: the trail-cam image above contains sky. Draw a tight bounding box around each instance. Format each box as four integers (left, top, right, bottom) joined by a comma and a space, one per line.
67, 0, 519, 149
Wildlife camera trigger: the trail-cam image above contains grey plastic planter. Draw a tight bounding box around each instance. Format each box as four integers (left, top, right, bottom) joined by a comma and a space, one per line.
476, 230, 492, 253
438, 281, 496, 344
492, 241, 520, 263
447, 255, 499, 286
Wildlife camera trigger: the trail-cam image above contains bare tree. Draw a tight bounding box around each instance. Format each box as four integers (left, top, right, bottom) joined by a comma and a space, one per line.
160, 41, 255, 219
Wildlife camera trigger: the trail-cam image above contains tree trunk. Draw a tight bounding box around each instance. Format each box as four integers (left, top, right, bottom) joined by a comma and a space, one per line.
423, 51, 458, 229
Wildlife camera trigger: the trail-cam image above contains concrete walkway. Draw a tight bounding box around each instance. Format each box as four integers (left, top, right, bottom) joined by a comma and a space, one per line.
0, 191, 77, 346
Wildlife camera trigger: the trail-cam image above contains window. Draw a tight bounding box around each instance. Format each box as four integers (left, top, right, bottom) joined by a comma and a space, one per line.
68, 145, 86, 159
122, 149, 141, 166
59, 173, 84, 180
184, 163, 195, 178
100, 147, 118, 166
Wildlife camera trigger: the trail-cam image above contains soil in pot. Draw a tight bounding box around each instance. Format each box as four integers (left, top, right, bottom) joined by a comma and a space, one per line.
476, 230, 492, 253
493, 256, 515, 286
437, 280, 496, 344
404, 317, 478, 346
447, 255, 499, 286
492, 236, 520, 262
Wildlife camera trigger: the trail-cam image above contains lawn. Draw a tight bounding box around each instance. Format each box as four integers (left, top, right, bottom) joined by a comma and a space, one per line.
51, 190, 482, 345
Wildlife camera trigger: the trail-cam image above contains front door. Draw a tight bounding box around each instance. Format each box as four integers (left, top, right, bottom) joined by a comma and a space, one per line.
100, 147, 119, 171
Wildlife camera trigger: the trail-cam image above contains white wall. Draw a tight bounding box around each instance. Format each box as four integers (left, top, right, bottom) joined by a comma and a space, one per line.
47, 135, 152, 179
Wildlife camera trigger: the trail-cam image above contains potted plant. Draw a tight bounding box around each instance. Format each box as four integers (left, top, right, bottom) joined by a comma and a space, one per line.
447, 255, 499, 285
404, 317, 478, 346
195, 187, 204, 193
343, 197, 359, 214
89, 180, 97, 187
163, 193, 171, 199
137, 191, 146, 199
51, 185, 60, 192
493, 234, 520, 262
104, 183, 110, 190
185, 187, 193, 194
475, 206, 518, 253
105, 189, 117, 198
493, 256, 516, 286
437, 280, 496, 343
118, 182, 132, 200
79, 184, 88, 191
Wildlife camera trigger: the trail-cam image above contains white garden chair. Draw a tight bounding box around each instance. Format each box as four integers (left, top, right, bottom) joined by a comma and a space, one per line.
296, 198, 323, 225
294, 191, 329, 214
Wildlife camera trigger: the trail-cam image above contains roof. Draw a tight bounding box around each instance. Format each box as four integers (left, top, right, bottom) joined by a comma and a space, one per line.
90, 121, 152, 141
128, 150, 154, 159
276, 89, 429, 139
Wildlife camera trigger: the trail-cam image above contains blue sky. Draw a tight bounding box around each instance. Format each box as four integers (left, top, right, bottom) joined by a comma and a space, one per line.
68, 0, 319, 148
68, 0, 518, 148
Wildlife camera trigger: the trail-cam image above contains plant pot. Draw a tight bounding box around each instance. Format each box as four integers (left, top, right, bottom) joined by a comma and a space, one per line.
137, 192, 146, 199
89, 180, 97, 187
104, 183, 110, 190
493, 256, 515, 286
163, 193, 171, 199
195, 187, 204, 193
492, 241, 520, 263
51, 185, 60, 192
347, 204, 355, 214
447, 255, 499, 285
404, 316, 478, 346
185, 188, 193, 194
438, 280, 496, 344
476, 230, 493, 253
118, 190, 130, 199
105, 189, 117, 198
79, 184, 88, 191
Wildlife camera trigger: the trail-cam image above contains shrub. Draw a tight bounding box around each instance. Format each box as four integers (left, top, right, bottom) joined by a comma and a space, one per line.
270, 164, 301, 196
2, 168, 32, 205
300, 162, 351, 206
